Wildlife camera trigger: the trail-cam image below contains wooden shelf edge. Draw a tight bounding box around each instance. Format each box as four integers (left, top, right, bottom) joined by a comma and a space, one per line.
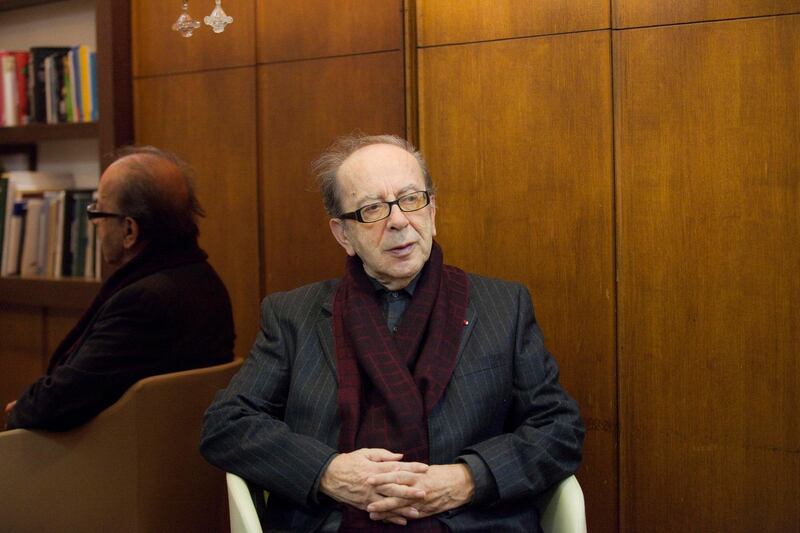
0, 0, 65, 12
0, 122, 99, 144
0, 276, 99, 309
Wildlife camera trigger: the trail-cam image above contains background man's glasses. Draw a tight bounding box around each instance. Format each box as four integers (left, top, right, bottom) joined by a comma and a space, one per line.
339, 190, 431, 223
86, 202, 126, 222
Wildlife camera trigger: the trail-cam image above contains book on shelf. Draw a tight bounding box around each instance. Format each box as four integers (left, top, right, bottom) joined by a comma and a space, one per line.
0, 170, 109, 281
5, 201, 25, 276
77, 45, 96, 123
0, 52, 18, 127
19, 196, 43, 276
0, 176, 7, 262
0, 50, 30, 126
29, 46, 69, 124
1, 170, 75, 276
67, 189, 93, 278
1, 45, 96, 127
46, 190, 64, 278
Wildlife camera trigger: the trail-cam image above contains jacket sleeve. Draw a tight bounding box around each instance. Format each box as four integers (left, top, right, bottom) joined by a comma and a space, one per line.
457, 283, 585, 505
7, 286, 173, 431
200, 294, 338, 508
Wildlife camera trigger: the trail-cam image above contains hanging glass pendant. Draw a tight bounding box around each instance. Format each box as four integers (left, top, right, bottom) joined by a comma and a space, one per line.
172, 1, 201, 37
204, 0, 233, 33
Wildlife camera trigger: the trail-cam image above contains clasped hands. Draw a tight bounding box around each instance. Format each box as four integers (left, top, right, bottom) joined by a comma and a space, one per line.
319, 448, 474, 526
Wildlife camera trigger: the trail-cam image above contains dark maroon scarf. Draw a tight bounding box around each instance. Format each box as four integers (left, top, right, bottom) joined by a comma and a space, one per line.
46, 242, 208, 373
333, 242, 469, 531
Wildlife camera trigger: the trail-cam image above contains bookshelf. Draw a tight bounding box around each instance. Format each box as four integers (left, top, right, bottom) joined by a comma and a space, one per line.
0, 0, 132, 308
0, 1, 57, 10
0, 121, 98, 143
0, 275, 97, 308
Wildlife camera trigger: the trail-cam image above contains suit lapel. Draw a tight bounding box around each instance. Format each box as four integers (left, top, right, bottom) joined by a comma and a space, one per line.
317, 295, 337, 377
452, 298, 478, 372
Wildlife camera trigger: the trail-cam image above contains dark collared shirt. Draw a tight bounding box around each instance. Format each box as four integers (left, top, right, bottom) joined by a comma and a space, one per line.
369, 274, 419, 334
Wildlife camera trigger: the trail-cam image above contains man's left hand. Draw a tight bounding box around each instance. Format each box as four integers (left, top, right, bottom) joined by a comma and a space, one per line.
366, 463, 475, 521
4, 401, 16, 429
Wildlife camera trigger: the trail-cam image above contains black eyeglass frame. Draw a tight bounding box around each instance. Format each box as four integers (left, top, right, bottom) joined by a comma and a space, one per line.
338, 190, 432, 224
86, 202, 126, 221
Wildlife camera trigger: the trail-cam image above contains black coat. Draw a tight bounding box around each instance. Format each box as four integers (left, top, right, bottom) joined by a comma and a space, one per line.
201, 273, 583, 532
8, 254, 235, 431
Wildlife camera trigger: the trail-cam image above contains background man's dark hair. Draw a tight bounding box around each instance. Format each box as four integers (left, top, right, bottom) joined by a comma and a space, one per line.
113, 146, 205, 248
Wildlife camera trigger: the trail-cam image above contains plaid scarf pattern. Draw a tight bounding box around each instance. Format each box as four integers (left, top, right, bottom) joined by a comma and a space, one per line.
333, 242, 469, 531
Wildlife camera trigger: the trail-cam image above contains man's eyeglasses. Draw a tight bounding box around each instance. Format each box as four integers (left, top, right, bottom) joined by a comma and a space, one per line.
86, 202, 126, 222
338, 190, 431, 223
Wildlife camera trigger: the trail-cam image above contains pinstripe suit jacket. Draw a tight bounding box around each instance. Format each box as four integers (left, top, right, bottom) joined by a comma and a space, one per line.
201, 273, 584, 532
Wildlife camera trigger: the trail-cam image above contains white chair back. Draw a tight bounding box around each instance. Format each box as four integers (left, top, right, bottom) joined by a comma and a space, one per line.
536, 475, 588, 533
227, 472, 264, 533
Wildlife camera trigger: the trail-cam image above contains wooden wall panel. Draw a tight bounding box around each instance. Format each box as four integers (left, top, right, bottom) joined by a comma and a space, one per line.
613, 0, 800, 28
417, 0, 609, 46
132, 0, 255, 76
134, 68, 260, 359
418, 31, 616, 533
259, 51, 406, 294
615, 16, 800, 532
257, 0, 403, 63
0, 306, 43, 408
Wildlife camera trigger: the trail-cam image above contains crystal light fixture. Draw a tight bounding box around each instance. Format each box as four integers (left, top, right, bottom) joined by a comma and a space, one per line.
171, 1, 201, 38
204, 0, 233, 33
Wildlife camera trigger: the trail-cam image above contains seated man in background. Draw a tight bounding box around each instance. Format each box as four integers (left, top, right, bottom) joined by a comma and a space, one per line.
201, 133, 583, 532
4, 146, 235, 431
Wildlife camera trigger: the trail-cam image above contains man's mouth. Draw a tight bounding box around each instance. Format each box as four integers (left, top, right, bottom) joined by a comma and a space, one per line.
386, 242, 415, 256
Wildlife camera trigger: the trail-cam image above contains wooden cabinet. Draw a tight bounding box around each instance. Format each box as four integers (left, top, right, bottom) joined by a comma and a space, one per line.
416, 0, 609, 46
418, 30, 616, 532
613, 0, 800, 28
615, 15, 800, 531
131, 0, 255, 76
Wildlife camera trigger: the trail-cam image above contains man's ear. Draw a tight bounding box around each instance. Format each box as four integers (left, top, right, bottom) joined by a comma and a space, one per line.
329, 218, 356, 256
122, 217, 140, 250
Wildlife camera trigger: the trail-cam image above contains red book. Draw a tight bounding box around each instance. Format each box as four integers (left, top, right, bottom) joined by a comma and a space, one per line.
10, 51, 30, 125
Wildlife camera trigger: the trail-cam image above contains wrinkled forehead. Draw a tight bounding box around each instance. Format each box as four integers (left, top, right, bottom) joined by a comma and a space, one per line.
338, 144, 424, 188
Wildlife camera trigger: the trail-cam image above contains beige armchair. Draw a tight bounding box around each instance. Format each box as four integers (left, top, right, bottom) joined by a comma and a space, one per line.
227, 472, 586, 533
0, 359, 242, 533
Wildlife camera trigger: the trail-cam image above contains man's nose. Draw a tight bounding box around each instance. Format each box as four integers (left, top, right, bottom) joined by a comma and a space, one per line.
385, 203, 410, 229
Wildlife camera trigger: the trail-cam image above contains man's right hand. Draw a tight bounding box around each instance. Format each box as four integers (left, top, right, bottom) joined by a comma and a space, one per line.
319, 448, 428, 524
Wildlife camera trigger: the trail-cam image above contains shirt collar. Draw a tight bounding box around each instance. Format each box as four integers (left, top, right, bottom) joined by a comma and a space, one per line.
368, 271, 420, 297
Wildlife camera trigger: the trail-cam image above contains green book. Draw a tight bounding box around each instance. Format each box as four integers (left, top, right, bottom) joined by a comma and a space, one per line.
69, 191, 93, 277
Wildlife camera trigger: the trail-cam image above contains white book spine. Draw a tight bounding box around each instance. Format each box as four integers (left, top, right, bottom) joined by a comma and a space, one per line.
53, 191, 66, 278
37, 197, 50, 275
5, 202, 25, 276
1, 55, 18, 127
20, 198, 43, 277
1, 181, 19, 276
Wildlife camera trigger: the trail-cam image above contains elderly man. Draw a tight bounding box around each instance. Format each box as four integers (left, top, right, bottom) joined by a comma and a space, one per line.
200, 134, 583, 532
4, 146, 235, 431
